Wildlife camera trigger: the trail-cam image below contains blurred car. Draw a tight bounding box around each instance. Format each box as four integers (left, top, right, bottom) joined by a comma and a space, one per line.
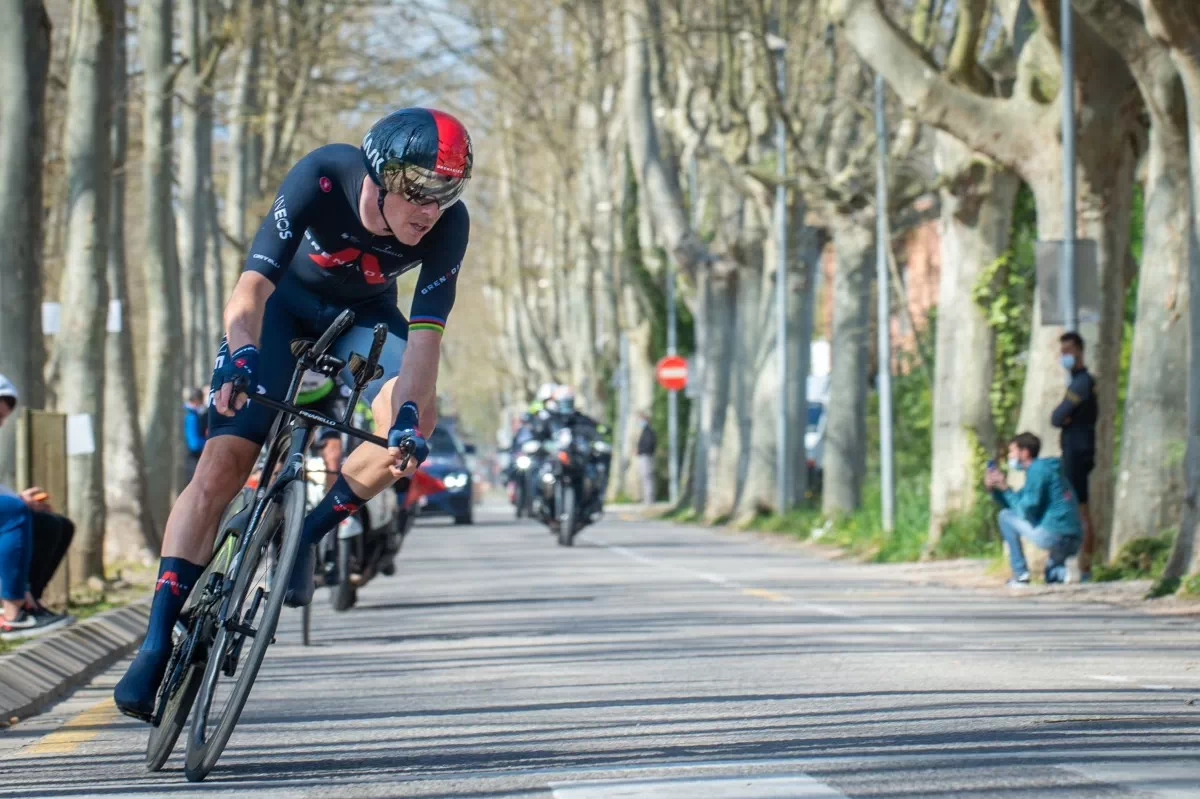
414, 426, 476, 525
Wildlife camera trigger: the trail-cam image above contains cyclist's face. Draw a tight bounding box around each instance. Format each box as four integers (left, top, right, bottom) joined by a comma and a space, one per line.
381, 189, 444, 245
0, 400, 10, 429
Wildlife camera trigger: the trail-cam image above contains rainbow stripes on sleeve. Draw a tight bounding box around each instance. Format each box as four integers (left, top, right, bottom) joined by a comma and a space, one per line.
408, 315, 446, 334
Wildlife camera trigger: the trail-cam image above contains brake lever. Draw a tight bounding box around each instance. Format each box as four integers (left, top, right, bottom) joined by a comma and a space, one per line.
395, 438, 416, 473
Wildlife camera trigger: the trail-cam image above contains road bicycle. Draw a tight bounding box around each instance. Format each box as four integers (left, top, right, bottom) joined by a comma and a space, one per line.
142, 309, 412, 781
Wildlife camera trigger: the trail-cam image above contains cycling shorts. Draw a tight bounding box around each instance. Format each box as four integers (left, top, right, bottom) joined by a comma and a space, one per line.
207, 276, 407, 445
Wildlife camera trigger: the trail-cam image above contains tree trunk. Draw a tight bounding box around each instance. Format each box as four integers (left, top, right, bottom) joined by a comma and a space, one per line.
59, 0, 114, 583
823, 215, 873, 517
104, 0, 157, 562
179, 0, 212, 389
1017, 140, 1137, 564
790, 224, 823, 502
139, 0, 182, 528
223, 0, 260, 302
699, 270, 738, 520
691, 268, 736, 517
689, 267, 712, 513
927, 134, 1016, 549
0, 1, 50, 487
1142, 0, 1200, 583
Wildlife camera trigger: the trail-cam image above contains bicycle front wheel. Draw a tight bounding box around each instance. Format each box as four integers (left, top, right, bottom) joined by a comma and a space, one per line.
184, 479, 306, 782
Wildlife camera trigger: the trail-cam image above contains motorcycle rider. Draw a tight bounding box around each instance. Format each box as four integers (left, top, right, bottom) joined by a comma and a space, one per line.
542, 385, 610, 519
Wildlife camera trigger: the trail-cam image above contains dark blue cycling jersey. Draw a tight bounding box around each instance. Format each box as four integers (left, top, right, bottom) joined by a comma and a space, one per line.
242, 143, 468, 332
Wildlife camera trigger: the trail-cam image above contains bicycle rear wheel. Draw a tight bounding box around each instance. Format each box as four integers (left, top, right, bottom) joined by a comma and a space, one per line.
184, 478, 306, 782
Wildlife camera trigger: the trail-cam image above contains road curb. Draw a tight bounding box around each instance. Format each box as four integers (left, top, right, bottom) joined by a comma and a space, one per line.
0, 598, 150, 724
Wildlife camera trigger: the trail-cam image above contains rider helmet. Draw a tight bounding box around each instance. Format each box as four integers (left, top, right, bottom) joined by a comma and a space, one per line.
361, 108, 473, 232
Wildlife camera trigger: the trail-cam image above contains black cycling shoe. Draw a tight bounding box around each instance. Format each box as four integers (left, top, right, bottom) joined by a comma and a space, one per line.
113, 647, 171, 723
283, 543, 316, 608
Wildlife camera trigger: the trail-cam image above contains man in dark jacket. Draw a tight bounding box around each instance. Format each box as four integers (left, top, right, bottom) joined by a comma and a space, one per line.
636, 411, 657, 504
1050, 332, 1097, 580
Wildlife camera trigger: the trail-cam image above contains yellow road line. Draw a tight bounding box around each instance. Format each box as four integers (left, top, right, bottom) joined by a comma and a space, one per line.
25, 698, 120, 756
742, 588, 789, 602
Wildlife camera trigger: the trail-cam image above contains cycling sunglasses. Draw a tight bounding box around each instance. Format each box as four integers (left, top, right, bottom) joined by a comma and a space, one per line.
381, 162, 467, 210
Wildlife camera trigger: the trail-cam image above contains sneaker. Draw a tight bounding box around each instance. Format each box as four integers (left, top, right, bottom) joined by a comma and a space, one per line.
0, 609, 72, 640
31, 605, 76, 626
1005, 573, 1031, 588
1045, 565, 1069, 584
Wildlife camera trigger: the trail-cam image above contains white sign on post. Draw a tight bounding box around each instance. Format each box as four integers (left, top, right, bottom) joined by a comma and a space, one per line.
42, 302, 61, 335
106, 299, 123, 333
66, 413, 96, 456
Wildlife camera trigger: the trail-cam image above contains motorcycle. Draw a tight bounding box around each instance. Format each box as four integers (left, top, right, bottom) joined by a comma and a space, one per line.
535, 426, 608, 546
507, 439, 543, 518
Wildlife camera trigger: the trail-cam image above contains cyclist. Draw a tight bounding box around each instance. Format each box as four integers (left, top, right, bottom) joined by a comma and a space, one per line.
114, 107, 472, 721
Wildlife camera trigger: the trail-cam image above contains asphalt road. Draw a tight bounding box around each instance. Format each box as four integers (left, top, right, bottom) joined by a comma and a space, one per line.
3, 502, 1199, 798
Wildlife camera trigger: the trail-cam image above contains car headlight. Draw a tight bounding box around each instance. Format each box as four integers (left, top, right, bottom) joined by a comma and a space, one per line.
521, 440, 541, 454
515, 455, 532, 469
443, 472, 469, 490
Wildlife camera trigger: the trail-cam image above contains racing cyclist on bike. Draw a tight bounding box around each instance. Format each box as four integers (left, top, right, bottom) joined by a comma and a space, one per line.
114, 107, 472, 721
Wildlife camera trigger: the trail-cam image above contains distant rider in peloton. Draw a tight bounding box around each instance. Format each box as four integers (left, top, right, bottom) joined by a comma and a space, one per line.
114, 108, 473, 721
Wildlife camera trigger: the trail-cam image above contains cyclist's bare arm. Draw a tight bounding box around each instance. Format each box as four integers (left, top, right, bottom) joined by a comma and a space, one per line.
391, 329, 440, 439
339, 329, 441, 492
214, 273, 275, 416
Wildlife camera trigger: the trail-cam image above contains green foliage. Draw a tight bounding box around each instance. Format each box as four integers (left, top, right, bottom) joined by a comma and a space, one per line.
972, 183, 1037, 451
1178, 573, 1200, 597
622, 146, 695, 496
1092, 531, 1174, 582
1114, 183, 1144, 455
932, 432, 1004, 560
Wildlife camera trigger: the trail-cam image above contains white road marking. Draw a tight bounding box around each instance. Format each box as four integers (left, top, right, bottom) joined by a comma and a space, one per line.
551, 774, 848, 798
600, 540, 860, 619
1088, 674, 1179, 691
1060, 761, 1200, 798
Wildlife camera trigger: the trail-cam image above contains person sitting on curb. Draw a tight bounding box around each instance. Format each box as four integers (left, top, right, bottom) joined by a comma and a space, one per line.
985, 432, 1083, 587
0, 375, 74, 639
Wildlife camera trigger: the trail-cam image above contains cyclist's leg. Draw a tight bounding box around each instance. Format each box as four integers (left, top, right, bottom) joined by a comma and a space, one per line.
115, 289, 304, 720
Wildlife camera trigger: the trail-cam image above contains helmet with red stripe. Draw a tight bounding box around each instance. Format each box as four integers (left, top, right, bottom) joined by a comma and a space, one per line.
361, 108, 473, 214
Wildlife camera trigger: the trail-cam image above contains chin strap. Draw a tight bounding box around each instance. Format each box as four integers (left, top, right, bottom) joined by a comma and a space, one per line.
375, 184, 395, 236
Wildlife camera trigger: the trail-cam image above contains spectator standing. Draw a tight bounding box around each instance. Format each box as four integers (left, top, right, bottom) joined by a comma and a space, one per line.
636, 410, 657, 504
181, 388, 207, 486
0, 375, 73, 639
985, 432, 1083, 587
1050, 332, 1097, 581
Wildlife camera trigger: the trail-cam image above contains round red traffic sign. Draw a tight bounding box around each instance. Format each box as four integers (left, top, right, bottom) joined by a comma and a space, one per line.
656, 355, 688, 391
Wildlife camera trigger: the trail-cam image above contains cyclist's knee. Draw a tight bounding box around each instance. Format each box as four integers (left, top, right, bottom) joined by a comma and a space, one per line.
191, 437, 259, 505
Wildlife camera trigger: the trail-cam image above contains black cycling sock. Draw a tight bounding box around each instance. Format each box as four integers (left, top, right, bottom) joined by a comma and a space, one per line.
114, 557, 202, 717
301, 475, 367, 547
143, 557, 203, 653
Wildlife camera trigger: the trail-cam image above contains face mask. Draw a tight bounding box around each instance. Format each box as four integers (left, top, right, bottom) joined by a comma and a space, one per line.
1007, 457, 1023, 472
1060, 354, 1076, 371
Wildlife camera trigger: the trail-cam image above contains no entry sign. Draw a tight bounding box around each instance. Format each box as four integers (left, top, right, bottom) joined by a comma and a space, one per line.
655, 355, 688, 391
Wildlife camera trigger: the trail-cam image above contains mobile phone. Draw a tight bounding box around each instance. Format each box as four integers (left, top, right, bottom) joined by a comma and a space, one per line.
31, 491, 48, 502
985, 460, 995, 470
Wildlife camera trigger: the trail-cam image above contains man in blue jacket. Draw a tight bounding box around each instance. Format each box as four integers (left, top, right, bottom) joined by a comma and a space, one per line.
985, 432, 1083, 586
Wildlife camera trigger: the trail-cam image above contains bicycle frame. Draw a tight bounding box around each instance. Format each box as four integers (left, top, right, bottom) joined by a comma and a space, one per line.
205, 310, 401, 641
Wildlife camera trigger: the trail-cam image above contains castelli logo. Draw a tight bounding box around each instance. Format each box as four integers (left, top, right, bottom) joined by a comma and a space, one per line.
319, 176, 332, 193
